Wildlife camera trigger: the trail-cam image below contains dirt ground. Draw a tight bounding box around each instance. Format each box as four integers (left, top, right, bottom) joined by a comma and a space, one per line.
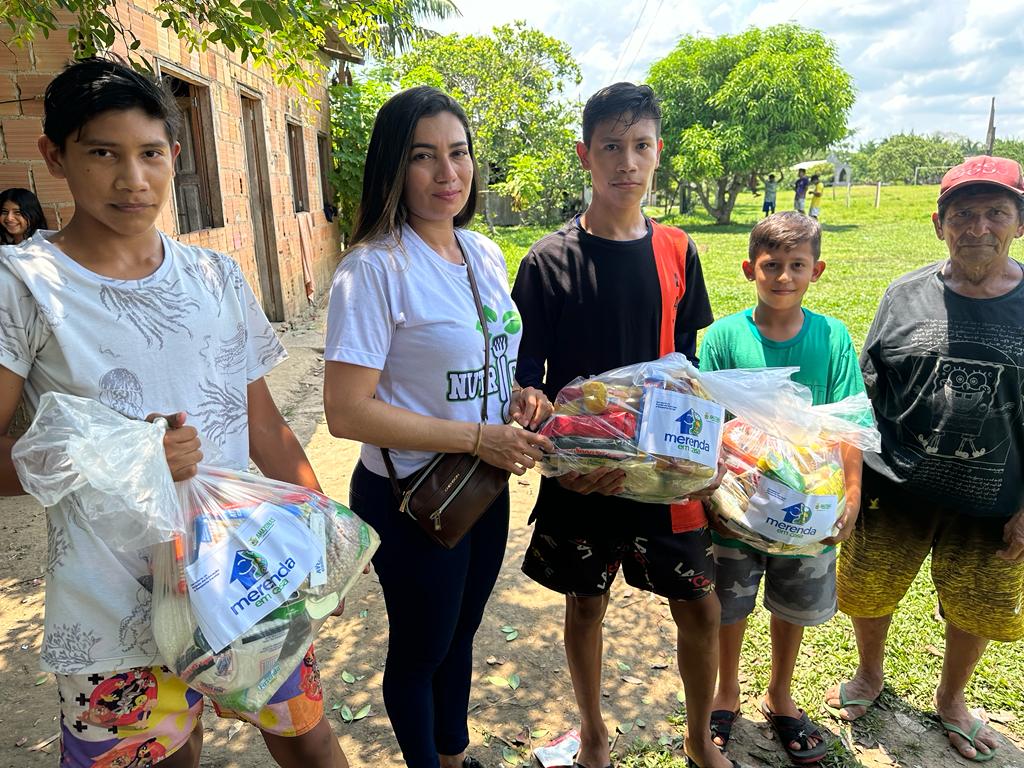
1, 310, 1022, 768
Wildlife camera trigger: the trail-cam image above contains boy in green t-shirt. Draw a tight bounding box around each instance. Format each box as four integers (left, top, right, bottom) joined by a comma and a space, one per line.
700, 211, 864, 766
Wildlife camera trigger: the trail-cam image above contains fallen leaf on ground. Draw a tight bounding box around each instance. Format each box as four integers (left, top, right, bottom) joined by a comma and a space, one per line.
33, 674, 47, 686
617, 661, 631, 671
353, 704, 371, 720
509, 673, 521, 690
15, 737, 27, 747
486, 655, 506, 666
676, 689, 686, 703
649, 661, 669, 670
617, 721, 633, 733
925, 644, 943, 657
226, 722, 245, 741
530, 729, 548, 738
341, 670, 356, 684
635, 719, 646, 728
990, 710, 1016, 724
621, 675, 643, 685
340, 705, 354, 723
488, 675, 509, 688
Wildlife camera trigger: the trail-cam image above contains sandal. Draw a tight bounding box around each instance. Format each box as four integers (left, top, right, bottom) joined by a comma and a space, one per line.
759, 699, 829, 765
710, 707, 740, 750
939, 718, 998, 763
823, 681, 877, 721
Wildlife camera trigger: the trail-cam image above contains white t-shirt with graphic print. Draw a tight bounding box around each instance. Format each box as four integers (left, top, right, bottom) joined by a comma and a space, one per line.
0, 230, 286, 675
325, 225, 522, 479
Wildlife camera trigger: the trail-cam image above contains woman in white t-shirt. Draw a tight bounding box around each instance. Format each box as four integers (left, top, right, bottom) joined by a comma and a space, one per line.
323, 87, 553, 768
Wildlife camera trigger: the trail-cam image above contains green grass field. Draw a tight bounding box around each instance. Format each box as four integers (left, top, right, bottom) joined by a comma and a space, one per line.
481, 184, 1024, 757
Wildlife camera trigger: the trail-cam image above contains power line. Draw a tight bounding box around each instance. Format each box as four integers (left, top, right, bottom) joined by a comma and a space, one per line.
610, 0, 651, 83
623, 0, 667, 82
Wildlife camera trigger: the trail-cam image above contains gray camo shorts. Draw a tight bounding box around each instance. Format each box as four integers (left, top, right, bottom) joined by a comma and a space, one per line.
713, 544, 837, 627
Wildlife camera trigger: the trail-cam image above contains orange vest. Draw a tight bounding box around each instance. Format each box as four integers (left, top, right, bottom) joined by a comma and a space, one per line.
649, 219, 708, 534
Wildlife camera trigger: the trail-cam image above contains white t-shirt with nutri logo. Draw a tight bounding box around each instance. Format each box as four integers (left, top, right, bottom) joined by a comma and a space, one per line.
325, 225, 522, 479
0, 231, 286, 674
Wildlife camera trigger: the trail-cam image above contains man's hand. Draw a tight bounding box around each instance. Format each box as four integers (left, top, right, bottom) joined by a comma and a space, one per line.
997, 507, 1024, 562
509, 386, 553, 430
557, 467, 626, 496
147, 412, 202, 482
822, 493, 861, 545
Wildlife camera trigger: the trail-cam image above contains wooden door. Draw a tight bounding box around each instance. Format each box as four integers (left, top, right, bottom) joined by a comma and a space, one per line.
240, 95, 284, 321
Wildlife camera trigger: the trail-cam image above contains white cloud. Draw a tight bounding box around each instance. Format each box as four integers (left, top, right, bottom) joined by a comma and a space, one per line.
418, 0, 1024, 142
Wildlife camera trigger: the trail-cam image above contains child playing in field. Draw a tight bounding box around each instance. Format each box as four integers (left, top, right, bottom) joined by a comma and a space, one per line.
699, 211, 864, 766
808, 174, 824, 219
0, 57, 348, 768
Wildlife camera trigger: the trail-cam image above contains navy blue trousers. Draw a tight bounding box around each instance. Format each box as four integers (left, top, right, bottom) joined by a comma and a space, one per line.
349, 461, 509, 768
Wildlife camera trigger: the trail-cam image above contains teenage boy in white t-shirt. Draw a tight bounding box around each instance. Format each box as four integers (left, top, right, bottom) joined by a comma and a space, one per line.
0, 58, 348, 768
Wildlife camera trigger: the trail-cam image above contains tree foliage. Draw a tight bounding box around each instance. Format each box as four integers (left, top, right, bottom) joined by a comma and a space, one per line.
860, 133, 965, 183
648, 24, 854, 224
390, 22, 583, 225
328, 75, 393, 239
3, 0, 458, 92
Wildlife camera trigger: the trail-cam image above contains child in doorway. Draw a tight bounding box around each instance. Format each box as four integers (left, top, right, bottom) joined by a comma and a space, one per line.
699, 211, 864, 766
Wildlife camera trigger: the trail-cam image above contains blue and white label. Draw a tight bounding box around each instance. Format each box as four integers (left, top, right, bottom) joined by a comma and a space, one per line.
637, 388, 724, 468
185, 502, 318, 652
742, 475, 838, 544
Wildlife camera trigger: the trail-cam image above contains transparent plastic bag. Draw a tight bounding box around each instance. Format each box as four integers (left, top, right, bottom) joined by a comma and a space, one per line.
152, 467, 378, 711
536, 353, 816, 504
710, 392, 881, 556
12, 392, 181, 550
12, 392, 379, 710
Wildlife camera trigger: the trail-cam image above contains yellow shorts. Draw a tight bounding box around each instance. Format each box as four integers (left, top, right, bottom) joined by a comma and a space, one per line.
837, 469, 1024, 642
57, 645, 324, 767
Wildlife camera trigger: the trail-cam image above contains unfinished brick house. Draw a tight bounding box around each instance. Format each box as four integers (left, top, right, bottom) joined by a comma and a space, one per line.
0, 3, 359, 320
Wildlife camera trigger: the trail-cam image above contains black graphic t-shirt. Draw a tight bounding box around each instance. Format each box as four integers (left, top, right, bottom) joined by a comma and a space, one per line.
512, 217, 714, 535
861, 261, 1024, 517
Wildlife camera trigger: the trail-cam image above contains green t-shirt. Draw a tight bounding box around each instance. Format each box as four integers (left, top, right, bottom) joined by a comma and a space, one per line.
700, 307, 865, 551
700, 307, 864, 405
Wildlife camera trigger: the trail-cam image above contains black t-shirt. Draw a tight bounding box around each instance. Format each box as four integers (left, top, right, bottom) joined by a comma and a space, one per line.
861, 261, 1024, 517
512, 217, 714, 535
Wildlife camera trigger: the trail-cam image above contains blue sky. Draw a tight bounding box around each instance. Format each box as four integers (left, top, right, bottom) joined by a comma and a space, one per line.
425, 0, 1024, 144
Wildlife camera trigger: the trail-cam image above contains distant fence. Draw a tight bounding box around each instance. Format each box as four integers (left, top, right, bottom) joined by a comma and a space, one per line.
478, 191, 524, 227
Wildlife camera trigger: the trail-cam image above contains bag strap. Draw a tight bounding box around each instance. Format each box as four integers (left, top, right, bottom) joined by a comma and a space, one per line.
381, 233, 490, 493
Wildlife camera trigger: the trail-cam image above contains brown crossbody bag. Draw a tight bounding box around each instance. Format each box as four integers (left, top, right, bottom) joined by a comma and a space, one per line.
380, 242, 511, 549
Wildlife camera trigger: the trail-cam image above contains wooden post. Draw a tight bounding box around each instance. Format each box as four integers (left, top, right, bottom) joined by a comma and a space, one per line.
875, 181, 881, 209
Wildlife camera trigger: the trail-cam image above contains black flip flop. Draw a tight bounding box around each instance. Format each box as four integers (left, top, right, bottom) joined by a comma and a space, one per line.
710, 707, 740, 750
759, 699, 828, 765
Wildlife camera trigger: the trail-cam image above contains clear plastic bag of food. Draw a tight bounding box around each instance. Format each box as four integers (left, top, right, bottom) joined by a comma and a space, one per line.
710, 392, 881, 556
12, 392, 379, 710
152, 468, 378, 711
536, 353, 816, 504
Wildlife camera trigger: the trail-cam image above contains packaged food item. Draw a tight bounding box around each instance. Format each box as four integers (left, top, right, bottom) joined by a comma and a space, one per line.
535, 353, 814, 505
710, 393, 881, 556
13, 392, 379, 710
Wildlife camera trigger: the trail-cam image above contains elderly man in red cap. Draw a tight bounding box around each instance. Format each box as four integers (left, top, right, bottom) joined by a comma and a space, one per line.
823, 156, 1024, 762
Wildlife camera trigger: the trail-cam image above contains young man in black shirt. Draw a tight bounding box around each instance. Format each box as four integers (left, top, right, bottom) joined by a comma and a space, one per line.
512, 84, 735, 768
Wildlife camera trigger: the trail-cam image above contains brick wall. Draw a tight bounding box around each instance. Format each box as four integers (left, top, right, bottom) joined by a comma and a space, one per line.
0, 2, 343, 320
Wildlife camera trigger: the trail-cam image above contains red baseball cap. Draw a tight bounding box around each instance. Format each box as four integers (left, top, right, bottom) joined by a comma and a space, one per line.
938, 155, 1024, 204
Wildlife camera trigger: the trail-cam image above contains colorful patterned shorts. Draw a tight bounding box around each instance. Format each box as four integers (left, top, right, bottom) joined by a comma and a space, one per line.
57, 645, 324, 767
